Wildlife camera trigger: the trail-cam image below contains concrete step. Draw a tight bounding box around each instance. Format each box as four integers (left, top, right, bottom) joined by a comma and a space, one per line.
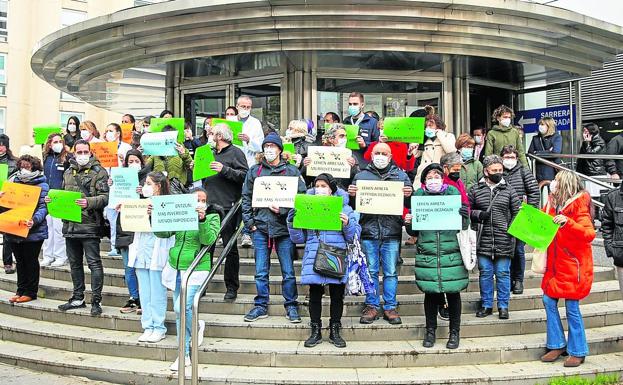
0, 312, 622, 368
0, 273, 619, 317
2, 289, 622, 341
1, 339, 622, 384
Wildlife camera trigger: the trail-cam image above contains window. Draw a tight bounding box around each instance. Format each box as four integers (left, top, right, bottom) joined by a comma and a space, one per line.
0, 107, 5, 134
0, 1, 7, 42
61, 8, 87, 28
0, 54, 6, 96
60, 111, 84, 129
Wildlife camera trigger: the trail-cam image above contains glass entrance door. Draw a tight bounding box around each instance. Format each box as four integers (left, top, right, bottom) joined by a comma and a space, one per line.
235, 83, 281, 133
184, 89, 227, 134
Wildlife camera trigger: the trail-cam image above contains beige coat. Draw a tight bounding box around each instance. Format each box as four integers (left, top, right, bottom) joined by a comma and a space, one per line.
414, 130, 457, 184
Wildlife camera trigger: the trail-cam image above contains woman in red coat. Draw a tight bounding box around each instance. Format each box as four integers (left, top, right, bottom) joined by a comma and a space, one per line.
540, 170, 595, 367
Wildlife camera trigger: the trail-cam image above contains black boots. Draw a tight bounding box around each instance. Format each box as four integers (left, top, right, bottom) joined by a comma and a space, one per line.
423, 327, 436, 348
446, 329, 460, 349
304, 322, 322, 347
329, 322, 346, 348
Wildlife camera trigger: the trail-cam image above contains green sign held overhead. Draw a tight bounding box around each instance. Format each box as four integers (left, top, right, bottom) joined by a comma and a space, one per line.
293, 194, 343, 231
383, 117, 425, 143
47, 189, 82, 223
507, 203, 559, 250
193, 144, 218, 181
149, 117, 185, 143
344, 124, 360, 150
211, 118, 244, 146
33, 125, 63, 145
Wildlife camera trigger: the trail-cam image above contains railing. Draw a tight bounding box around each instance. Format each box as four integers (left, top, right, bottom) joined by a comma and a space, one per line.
176, 199, 243, 380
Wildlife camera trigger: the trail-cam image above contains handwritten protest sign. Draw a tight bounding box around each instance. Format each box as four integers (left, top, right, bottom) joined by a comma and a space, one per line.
151, 194, 198, 232
0, 207, 32, 237
121, 123, 134, 144
33, 125, 62, 145
193, 145, 218, 181
149, 117, 185, 143
140, 131, 178, 156
355, 180, 404, 215
0, 163, 7, 189
411, 194, 462, 231
383, 117, 425, 143
47, 189, 82, 222
508, 203, 559, 249
283, 142, 297, 165
306, 146, 352, 178
91, 141, 118, 168
19, 145, 43, 161
109, 167, 139, 206
120, 199, 152, 232
0, 181, 41, 212
293, 194, 342, 231
252, 176, 299, 208
211, 118, 243, 146
344, 124, 360, 150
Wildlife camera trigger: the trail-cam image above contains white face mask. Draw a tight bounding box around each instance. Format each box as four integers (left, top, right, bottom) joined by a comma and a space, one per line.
127, 162, 142, 170
500, 118, 511, 127
336, 138, 347, 148
285, 129, 293, 138
52, 143, 63, 154
143, 125, 150, 133
141, 184, 154, 198
503, 159, 517, 170
80, 130, 91, 140
207, 135, 216, 146
75, 154, 90, 166
67, 124, 77, 133
197, 202, 207, 211
238, 109, 250, 119
264, 148, 278, 162
538, 125, 548, 134
225, 115, 238, 122
425, 178, 443, 192
105, 131, 117, 142
549, 180, 557, 193
474, 135, 482, 144
315, 187, 331, 196
372, 154, 390, 169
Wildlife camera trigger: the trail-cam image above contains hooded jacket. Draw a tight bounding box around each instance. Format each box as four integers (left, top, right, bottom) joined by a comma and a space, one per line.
483, 124, 528, 166
3, 173, 49, 243
460, 158, 483, 192
145, 150, 193, 186
503, 163, 540, 208
599, 186, 623, 268
43, 152, 70, 190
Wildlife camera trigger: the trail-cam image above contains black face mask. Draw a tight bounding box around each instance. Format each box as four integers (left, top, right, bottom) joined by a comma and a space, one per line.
487, 173, 503, 184
448, 172, 461, 182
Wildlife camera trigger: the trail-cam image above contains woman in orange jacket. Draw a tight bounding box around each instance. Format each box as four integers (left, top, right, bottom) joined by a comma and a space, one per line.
540, 170, 595, 367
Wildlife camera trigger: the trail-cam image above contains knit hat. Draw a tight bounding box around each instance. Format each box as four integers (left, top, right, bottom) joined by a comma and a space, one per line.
314, 173, 338, 194
420, 163, 444, 184
0, 134, 9, 148
262, 132, 283, 151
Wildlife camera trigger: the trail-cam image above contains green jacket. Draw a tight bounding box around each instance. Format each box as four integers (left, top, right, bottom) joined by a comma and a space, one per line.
156, 213, 220, 271
460, 158, 483, 192
483, 124, 528, 166
146, 150, 193, 185
413, 187, 468, 294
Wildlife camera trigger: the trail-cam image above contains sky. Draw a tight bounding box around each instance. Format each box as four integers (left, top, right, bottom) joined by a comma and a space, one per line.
525, 0, 623, 27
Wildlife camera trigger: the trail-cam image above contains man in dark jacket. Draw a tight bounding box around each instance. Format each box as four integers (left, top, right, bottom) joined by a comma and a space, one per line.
600, 185, 623, 299
54, 140, 109, 316
203, 123, 249, 301
501, 145, 540, 295
343, 92, 380, 167
348, 143, 413, 325
469, 155, 520, 320
241, 133, 306, 322
605, 130, 623, 180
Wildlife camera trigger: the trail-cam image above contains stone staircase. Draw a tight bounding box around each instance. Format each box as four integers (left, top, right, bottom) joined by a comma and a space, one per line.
0, 240, 622, 384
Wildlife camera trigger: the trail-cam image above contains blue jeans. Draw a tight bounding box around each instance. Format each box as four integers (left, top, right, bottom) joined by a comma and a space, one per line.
362, 239, 400, 311
174, 272, 200, 356
511, 240, 526, 282
135, 268, 167, 334
120, 247, 139, 299
478, 256, 511, 309
252, 232, 298, 308
542, 294, 589, 357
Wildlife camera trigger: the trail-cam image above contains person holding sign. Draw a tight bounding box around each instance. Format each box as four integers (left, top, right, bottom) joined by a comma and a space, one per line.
0, 134, 18, 274
3, 155, 49, 304
144, 125, 193, 187
343, 92, 380, 167
540, 171, 595, 367
241, 133, 306, 323
287, 174, 361, 348
283, 119, 310, 166
348, 143, 413, 325
468, 155, 520, 320
413, 109, 457, 185
236, 95, 265, 167
202, 123, 248, 301
41, 134, 70, 267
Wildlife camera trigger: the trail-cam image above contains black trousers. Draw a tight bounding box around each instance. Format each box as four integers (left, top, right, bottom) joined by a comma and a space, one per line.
308, 284, 345, 324
66, 237, 104, 303
222, 209, 242, 292
424, 292, 462, 332
3, 239, 13, 265
10, 240, 43, 298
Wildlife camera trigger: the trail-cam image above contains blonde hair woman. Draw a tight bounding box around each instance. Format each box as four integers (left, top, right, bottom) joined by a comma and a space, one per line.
78, 120, 103, 144
528, 116, 562, 184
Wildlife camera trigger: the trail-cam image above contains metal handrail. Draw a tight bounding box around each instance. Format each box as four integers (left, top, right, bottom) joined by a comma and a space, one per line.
530, 153, 623, 160
176, 199, 242, 379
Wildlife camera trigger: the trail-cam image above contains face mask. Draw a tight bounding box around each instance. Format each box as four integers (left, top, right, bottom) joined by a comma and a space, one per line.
549, 180, 557, 193
337, 138, 347, 148
487, 172, 503, 184
127, 162, 142, 170
75, 154, 90, 166
474, 136, 482, 144
372, 154, 389, 169
67, 124, 77, 133
425, 178, 443, 192
538, 125, 548, 134
226, 115, 237, 122
425, 127, 436, 139
500, 118, 511, 127
503, 159, 517, 170
448, 171, 460, 182
207, 135, 216, 146
143, 125, 150, 133
197, 202, 207, 211
460, 147, 473, 160
105, 131, 117, 142
264, 148, 278, 162
52, 143, 64, 154
315, 187, 331, 196
141, 184, 154, 198
285, 129, 292, 138
19, 169, 37, 178
80, 130, 91, 140
238, 109, 250, 119
348, 105, 360, 117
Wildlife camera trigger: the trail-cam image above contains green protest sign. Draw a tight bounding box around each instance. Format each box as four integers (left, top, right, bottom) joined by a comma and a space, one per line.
211, 118, 244, 146
149, 118, 185, 143
33, 125, 62, 145
47, 189, 82, 222
283, 142, 296, 165
507, 203, 559, 250
293, 194, 343, 231
383, 117, 425, 143
344, 124, 360, 150
0, 163, 7, 189
193, 144, 218, 181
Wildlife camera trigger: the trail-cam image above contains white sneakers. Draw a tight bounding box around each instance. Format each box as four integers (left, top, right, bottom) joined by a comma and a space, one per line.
240, 234, 253, 247
170, 356, 191, 371
146, 330, 167, 343
40, 257, 54, 267
50, 259, 67, 267
138, 330, 153, 342
167, 321, 205, 371
198, 320, 205, 347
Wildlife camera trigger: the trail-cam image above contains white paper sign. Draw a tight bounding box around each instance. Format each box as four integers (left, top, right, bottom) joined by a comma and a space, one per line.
120, 199, 152, 232
356, 180, 404, 215
306, 146, 352, 178
252, 176, 299, 208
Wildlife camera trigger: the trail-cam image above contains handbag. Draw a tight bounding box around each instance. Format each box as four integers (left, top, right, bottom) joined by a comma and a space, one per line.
313, 231, 347, 279
531, 249, 547, 274
457, 225, 477, 270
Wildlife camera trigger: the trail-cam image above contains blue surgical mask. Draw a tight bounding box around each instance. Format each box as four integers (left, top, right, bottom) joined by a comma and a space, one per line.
348, 105, 360, 117
425, 127, 436, 138
460, 148, 474, 161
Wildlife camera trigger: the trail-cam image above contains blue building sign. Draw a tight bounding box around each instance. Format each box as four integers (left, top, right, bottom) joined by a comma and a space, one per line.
515, 105, 577, 133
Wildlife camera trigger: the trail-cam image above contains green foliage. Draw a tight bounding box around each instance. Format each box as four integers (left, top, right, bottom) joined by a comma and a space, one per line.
536, 373, 620, 385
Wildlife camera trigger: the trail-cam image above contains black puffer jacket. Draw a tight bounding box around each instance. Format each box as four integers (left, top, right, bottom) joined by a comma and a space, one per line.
351, 163, 412, 240
468, 179, 520, 259
503, 164, 540, 208
600, 186, 623, 267
576, 134, 616, 176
